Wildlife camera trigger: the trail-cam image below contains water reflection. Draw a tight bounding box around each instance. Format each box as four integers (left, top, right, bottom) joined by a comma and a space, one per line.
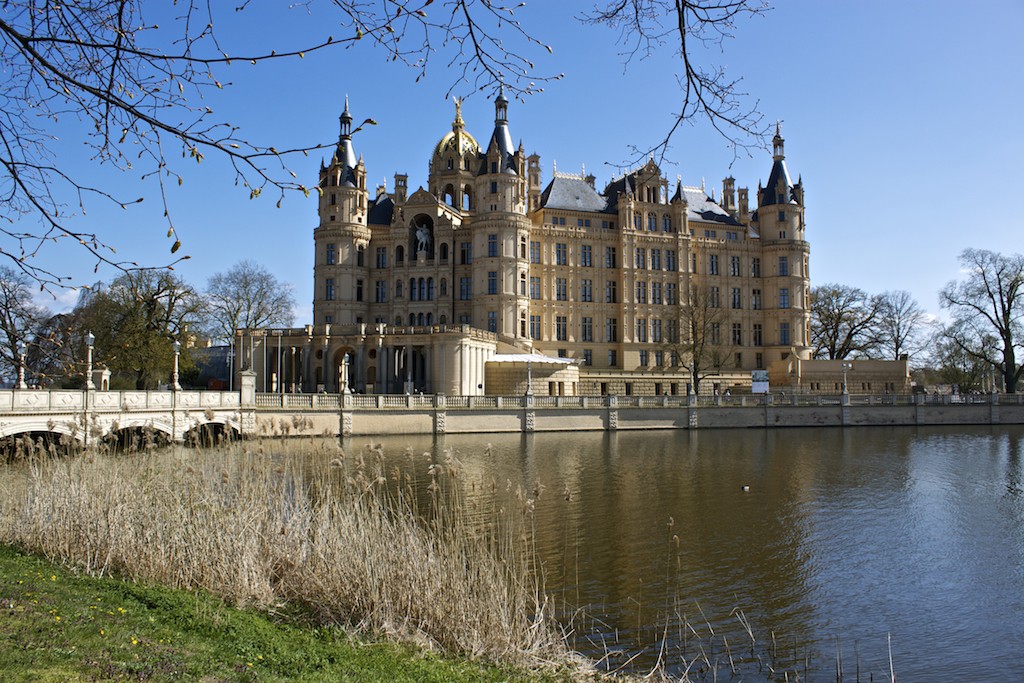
328, 426, 1024, 681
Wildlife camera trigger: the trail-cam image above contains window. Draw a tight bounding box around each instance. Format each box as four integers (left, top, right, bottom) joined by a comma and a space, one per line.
606, 317, 618, 342
581, 279, 593, 302
439, 278, 447, 297
583, 349, 593, 366
635, 248, 646, 269
731, 287, 742, 309
667, 319, 679, 343
329, 193, 336, 206
635, 281, 647, 304
487, 234, 498, 257
530, 241, 541, 264
652, 319, 662, 343
650, 249, 661, 270
605, 247, 617, 268
325, 278, 335, 301
395, 279, 403, 298
779, 256, 789, 276
460, 241, 472, 264
654, 350, 664, 366
487, 271, 498, 295
710, 286, 720, 308
581, 316, 593, 342
459, 277, 472, 300
732, 322, 742, 346
375, 280, 387, 303
439, 243, 448, 262
666, 250, 677, 271
356, 246, 364, 267
652, 282, 663, 305
691, 252, 697, 273
756, 352, 764, 369
752, 289, 762, 310
753, 323, 763, 346
663, 215, 672, 232
709, 254, 719, 275
727, 231, 739, 241
375, 246, 387, 269
751, 257, 761, 277
730, 255, 740, 276
778, 210, 786, 222
520, 272, 527, 296
356, 279, 364, 301
530, 315, 541, 339
602, 220, 613, 230
608, 349, 618, 367
636, 318, 647, 343
735, 352, 743, 369
639, 350, 649, 366
530, 277, 541, 300
326, 243, 336, 265
581, 244, 592, 267
705, 229, 717, 239
647, 213, 656, 231
551, 215, 566, 226
634, 213, 641, 230
780, 322, 790, 345
711, 322, 720, 345
490, 181, 498, 194
780, 288, 790, 309
605, 280, 617, 303
556, 278, 567, 301
487, 311, 497, 333
556, 316, 568, 341
666, 283, 677, 305
556, 243, 568, 265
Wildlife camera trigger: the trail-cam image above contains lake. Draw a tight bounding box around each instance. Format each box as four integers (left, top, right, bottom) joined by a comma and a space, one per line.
348, 425, 1024, 681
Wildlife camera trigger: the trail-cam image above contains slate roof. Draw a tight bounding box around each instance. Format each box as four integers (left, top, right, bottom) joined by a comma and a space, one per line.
759, 157, 797, 207
677, 186, 742, 226
367, 194, 394, 226
538, 175, 608, 212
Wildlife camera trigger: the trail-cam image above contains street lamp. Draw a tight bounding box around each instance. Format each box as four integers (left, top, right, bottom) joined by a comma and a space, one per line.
342, 352, 352, 395
172, 339, 181, 391
16, 340, 27, 390
227, 340, 235, 391
841, 361, 853, 395
85, 331, 95, 390
525, 359, 533, 396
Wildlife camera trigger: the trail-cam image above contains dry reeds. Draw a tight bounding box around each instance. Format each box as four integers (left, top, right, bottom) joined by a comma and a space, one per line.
0, 440, 573, 671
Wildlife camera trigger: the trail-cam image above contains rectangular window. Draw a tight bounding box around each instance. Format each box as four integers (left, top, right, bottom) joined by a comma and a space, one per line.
691, 252, 697, 273
583, 349, 593, 366
639, 350, 649, 366
666, 250, 677, 271
756, 352, 764, 369
779, 256, 789, 276
731, 287, 742, 309
732, 322, 742, 346
581, 244, 593, 267
752, 289, 762, 310
705, 229, 717, 239
647, 214, 657, 231
727, 231, 739, 241
605, 246, 617, 269
581, 316, 593, 342
530, 315, 541, 339
487, 311, 497, 333
650, 249, 661, 270
605, 280, 618, 303
487, 234, 498, 258
325, 278, 335, 301
556, 277, 568, 301
459, 276, 472, 300
666, 283, 677, 305
602, 220, 613, 230
490, 181, 498, 194
556, 316, 567, 341
530, 276, 541, 300
654, 350, 664, 366
667, 319, 679, 343
608, 349, 617, 367
636, 318, 647, 342
635, 248, 646, 269
356, 247, 364, 267
780, 287, 790, 309
730, 255, 741, 276
581, 278, 593, 302
355, 279, 363, 301
556, 243, 568, 265
735, 352, 742, 369
375, 280, 387, 303
606, 317, 618, 343
375, 246, 387, 269
709, 254, 719, 275
663, 216, 672, 232
753, 323, 763, 346
652, 318, 662, 342
780, 322, 790, 345
652, 282, 663, 305
636, 281, 647, 304
710, 286, 720, 308
488, 271, 498, 295
530, 241, 541, 264
751, 257, 761, 278
460, 241, 472, 264
326, 243, 336, 265
711, 322, 720, 345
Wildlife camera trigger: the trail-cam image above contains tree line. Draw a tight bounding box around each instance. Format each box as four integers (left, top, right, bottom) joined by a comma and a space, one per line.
0, 262, 294, 390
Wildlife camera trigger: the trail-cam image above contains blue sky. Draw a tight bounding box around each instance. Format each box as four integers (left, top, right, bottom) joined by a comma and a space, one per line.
39, 1, 1024, 322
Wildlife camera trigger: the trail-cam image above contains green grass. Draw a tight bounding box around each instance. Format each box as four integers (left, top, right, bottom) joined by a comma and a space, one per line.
0, 544, 580, 683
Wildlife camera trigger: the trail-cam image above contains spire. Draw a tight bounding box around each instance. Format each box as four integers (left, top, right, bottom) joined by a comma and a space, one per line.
452, 97, 464, 131
773, 120, 785, 160
339, 95, 352, 138
335, 95, 358, 178
488, 88, 514, 170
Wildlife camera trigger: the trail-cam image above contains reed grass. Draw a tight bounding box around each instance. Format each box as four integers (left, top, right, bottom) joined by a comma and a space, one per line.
0, 439, 576, 673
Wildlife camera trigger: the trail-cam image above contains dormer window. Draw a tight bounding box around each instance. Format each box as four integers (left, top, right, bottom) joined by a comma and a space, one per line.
491, 161, 498, 174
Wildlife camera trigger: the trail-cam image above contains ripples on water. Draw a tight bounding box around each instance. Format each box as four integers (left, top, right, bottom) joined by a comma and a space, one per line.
323, 426, 1024, 681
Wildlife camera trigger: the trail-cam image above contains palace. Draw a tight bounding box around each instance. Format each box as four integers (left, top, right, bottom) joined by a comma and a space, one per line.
242, 93, 815, 396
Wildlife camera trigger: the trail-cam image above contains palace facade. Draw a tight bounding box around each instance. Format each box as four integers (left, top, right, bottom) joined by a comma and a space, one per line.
242, 93, 814, 396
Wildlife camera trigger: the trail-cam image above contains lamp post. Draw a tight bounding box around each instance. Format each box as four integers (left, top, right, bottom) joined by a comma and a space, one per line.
16, 340, 27, 390
342, 352, 352, 395
172, 339, 181, 391
841, 361, 853, 395
525, 359, 533, 396
227, 340, 235, 391
85, 331, 95, 390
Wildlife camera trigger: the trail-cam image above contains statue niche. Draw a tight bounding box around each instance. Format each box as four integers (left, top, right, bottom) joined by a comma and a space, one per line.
410, 215, 435, 260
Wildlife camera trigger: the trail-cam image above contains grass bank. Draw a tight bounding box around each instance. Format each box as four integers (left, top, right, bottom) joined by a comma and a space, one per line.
0, 543, 582, 682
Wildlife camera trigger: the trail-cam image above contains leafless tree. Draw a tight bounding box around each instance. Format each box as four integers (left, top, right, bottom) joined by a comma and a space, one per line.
940, 248, 1024, 393
666, 283, 734, 394
0, 267, 50, 382
2, 1, 769, 289
583, 0, 771, 163
876, 289, 929, 362
203, 260, 296, 344
809, 283, 883, 360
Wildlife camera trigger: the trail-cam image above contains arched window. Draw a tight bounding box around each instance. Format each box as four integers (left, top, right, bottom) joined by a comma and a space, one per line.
442, 184, 456, 207
439, 242, 449, 262
634, 212, 641, 229
426, 312, 433, 325
440, 278, 448, 296
427, 277, 435, 300
409, 313, 416, 326
418, 278, 426, 301
396, 245, 405, 264
647, 213, 657, 231
395, 279, 403, 298
519, 272, 527, 296
395, 316, 402, 325
439, 314, 447, 325
463, 185, 473, 211
663, 215, 672, 232
417, 312, 425, 326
